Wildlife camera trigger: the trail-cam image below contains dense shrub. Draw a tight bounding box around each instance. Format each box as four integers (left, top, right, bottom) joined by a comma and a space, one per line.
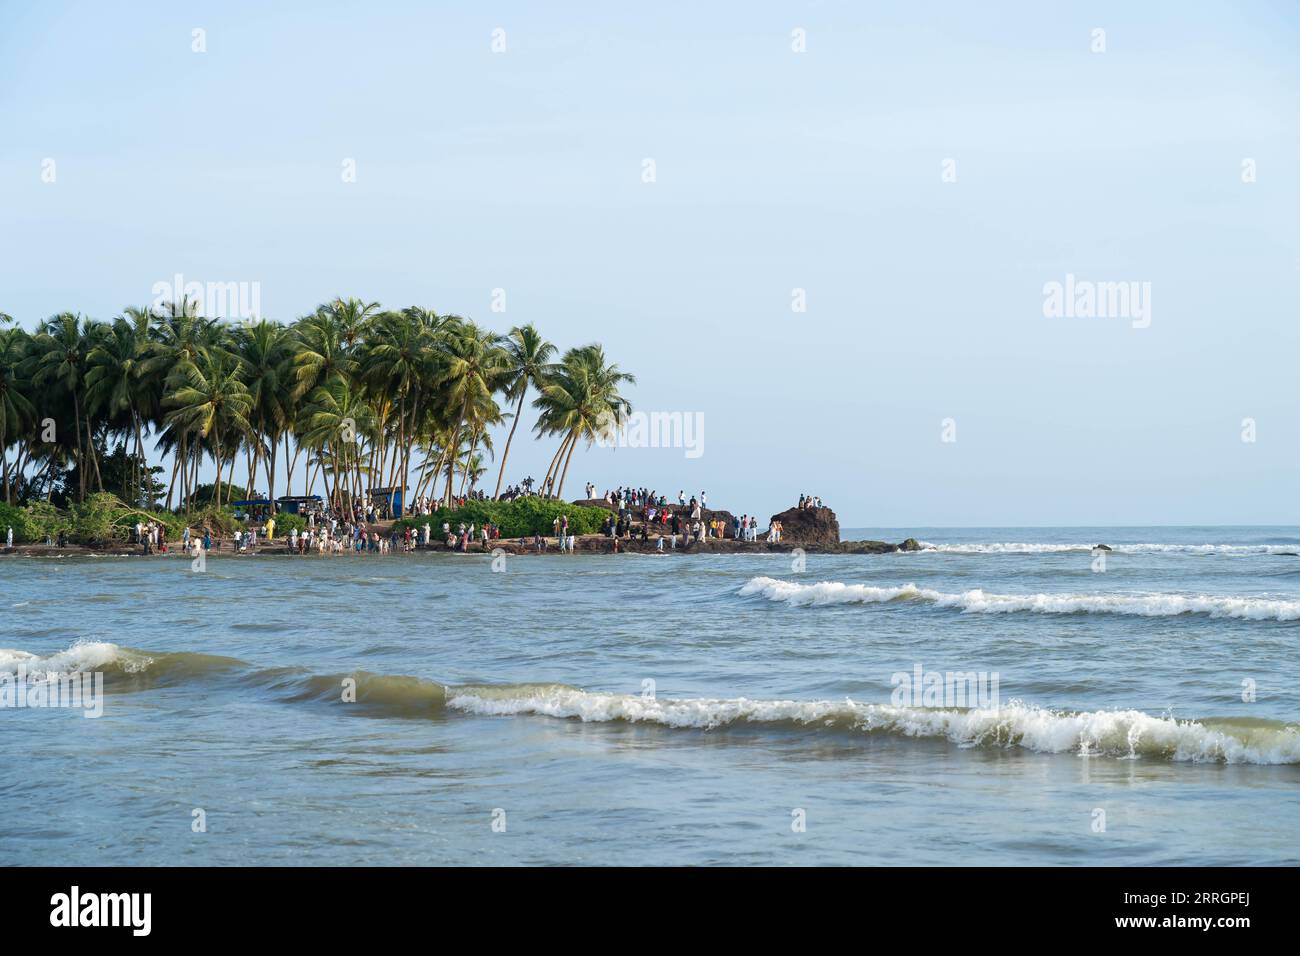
186, 506, 240, 535
66, 493, 186, 544
19, 500, 71, 542
0, 502, 66, 543
393, 498, 609, 538
267, 511, 306, 535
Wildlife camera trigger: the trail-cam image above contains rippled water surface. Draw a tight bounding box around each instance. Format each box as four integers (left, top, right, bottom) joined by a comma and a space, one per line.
2, 525, 1298, 865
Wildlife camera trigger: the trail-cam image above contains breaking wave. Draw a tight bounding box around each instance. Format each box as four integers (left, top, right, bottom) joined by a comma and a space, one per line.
3, 642, 1298, 764
738, 576, 1300, 621
447, 687, 1300, 764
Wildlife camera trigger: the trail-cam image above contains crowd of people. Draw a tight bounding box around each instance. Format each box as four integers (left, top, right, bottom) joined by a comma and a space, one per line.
4, 484, 818, 557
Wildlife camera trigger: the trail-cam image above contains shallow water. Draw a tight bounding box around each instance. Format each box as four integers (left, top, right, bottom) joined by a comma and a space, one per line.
2, 525, 1298, 865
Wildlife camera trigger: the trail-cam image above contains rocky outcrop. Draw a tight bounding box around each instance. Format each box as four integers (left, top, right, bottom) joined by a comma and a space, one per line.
769, 505, 840, 549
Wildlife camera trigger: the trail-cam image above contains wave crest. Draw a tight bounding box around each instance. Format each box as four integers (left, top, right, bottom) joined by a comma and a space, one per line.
738, 576, 1300, 621
447, 688, 1300, 764
7, 642, 1297, 763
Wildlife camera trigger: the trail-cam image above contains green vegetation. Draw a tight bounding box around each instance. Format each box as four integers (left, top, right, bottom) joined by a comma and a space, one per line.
393, 498, 611, 538
1, 493, 181, 544
267, 511, 306, 535
0, 299, 634, 528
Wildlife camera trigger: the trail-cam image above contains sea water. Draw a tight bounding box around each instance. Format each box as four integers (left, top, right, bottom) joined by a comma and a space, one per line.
1, 525, 1297, 865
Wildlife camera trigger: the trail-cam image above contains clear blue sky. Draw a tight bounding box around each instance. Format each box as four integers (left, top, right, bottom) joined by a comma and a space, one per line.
2, 1, 1297, 526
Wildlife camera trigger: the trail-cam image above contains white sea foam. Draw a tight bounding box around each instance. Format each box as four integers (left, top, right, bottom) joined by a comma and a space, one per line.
915, 541, 1298, 555
0, 640, 149, 681
446, 687, 1300, 764
738, 576, 1300, 621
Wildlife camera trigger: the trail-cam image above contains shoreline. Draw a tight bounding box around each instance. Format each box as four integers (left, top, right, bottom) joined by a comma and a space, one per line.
1, 535, 923, 558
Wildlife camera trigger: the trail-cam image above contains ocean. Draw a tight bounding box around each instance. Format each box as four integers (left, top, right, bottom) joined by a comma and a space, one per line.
2, 525, 1298, 866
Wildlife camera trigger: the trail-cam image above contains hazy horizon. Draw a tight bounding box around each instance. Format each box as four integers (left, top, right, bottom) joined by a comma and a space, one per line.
3, 1, 1297, 527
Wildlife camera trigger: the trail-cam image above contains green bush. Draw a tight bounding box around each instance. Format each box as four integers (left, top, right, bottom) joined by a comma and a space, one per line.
20, 501, 71, 542
187, 506, 239, 536
67, 493, 186, 544
267, 511, 306, 535
394, 498, 610, 538
0, 502, 57, 544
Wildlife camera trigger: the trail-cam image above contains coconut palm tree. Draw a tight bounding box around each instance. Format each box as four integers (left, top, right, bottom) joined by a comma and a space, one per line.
85, 315, 153, 505
0, 326, 35, 504
299, 375, 374, 511
433, 319, 507, 505
164, 352, 252, 510
493, 323, 555, 499
234, 319, 293, 505
29, 313, 106, 500
360, 309, 440, 516
0, 297, 636, 522
534, 344, 635, 499
145, 306, 224, 508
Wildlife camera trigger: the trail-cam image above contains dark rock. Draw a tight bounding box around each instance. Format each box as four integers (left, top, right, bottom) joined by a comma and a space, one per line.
1093, 544, 1112, 551
834, 540, 898, 554
898, 538, 923, 552
769, 505, 840, 549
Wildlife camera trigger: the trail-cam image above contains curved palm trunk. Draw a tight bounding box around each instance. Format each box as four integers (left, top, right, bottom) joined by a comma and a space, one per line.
556, 429, 579, 499
71, 391, 85, 500
400, 393, 418, 518
1, 430, 10, 506
445, 396, 472, 507
542, 433, 572, 497
494, 389, 527, 499
265, 433, 279, 511
458, 426, 481, 496
166, 451, 179, 511
85, 414, 103, 493
212, 432, 224, 509
132, 413, 146, 507
224, 446, 237, 506
285, 434, 299, 497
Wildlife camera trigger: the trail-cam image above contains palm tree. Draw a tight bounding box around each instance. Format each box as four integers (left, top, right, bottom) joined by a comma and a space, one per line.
0, 326, 35, 504
493, 323, 555, 499
300, 375, 374, 511
145, 306, 223, 508
234, 319, 293, 506
360, 309, 437, 515
0, 297, 636, 523
433, 319, 507, 505
165, 352, 252, 510
30, 313, 104, 500
534, 345, 635, 499
85, 314, 154, 505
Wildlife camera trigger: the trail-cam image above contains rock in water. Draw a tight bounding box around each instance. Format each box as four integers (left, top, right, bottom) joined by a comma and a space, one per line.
769, 506, 840, 549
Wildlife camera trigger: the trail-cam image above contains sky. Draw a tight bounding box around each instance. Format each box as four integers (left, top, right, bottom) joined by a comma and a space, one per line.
1, 1, 1298, 527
